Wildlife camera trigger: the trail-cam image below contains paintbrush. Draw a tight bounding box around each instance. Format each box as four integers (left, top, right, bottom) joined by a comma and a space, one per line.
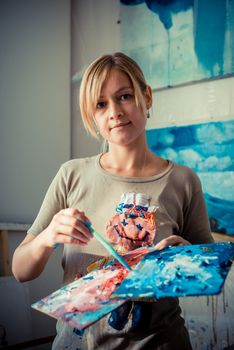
86, 223, 132, 271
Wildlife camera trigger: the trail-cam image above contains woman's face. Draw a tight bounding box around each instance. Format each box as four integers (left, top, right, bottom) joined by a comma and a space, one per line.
93, 68, 151, 147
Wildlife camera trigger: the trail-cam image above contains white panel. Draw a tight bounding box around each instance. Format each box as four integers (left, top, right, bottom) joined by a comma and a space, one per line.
147, 76, 234, 129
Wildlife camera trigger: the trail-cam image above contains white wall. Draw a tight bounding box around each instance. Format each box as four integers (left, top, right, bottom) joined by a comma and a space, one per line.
0, 0, 70, 347
71, 0, 121, 158
0, 0, 71, 224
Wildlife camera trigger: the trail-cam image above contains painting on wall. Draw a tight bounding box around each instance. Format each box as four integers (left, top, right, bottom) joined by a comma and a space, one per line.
120, 0, 234, 89
146, 119, 234, 236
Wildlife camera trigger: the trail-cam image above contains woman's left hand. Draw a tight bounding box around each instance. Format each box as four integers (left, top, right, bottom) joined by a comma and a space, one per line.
155, 235, 191, 250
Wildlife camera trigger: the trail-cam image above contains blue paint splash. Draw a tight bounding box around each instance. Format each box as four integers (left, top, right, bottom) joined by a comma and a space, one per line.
205, 193, 234, 235
194, 0, 226, 75
146, 120, 234, 235
120, 0, 230, 81
112, 243, 234, 299
120, 0, 193, 29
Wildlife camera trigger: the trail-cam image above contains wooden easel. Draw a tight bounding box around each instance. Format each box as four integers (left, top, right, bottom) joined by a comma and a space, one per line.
0, 223, 30, 277
0, 230, 10, 276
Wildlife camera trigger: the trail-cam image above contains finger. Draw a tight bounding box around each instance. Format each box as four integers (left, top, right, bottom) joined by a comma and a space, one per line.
59, 233, 90, 246
75, 212, 92, 230
58, 214, 93, 239
75, 219, 93, 239
55, 224, 91, 244
155, 235, 190, 250
59, 208, 91, 226
62, 208, 91, 225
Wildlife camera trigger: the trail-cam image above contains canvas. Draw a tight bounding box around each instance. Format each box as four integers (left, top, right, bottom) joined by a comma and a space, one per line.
120, 0, 234, 89
146, 120, 234, 236
32, 242, 234, 330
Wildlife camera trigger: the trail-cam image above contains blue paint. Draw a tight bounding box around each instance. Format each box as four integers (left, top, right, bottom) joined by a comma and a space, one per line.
120, 0, 193, 29
108, 302, 133, 330
52, 243, 62, 249
85, 222, 132, 270
146, 120, 234, 235
194, 0, 226, 75
112, 243, 234, 299
146, 120, 234, 165
82, 275, 94, 280
205, 193, 234, 235
120, 0, 234, 86
108, 301, 152, 331
73, 328, 84, 337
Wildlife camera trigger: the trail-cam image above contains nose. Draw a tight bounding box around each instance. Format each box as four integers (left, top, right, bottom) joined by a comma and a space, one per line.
108, 101, 123, 119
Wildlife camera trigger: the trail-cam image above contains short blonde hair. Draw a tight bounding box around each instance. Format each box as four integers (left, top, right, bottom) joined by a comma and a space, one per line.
79, 52, 148, 138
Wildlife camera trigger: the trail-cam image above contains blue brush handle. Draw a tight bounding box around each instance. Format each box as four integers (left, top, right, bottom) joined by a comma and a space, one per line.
86, 223, 132, 271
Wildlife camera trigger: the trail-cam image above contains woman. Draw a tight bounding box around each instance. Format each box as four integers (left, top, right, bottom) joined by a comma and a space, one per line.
12, 52, 213, 349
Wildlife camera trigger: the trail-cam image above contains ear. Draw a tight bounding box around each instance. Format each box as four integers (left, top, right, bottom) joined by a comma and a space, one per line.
144, 85, 153, 110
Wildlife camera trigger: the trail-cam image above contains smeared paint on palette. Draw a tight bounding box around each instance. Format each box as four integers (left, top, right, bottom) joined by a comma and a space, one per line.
32, 243, 234, 330
112, 243, 234, 299
31, 247, 151, 329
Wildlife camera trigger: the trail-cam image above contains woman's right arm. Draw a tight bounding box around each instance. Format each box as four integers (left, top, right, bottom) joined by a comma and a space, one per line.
12, 208, 93, 282
12, 232, 55, 282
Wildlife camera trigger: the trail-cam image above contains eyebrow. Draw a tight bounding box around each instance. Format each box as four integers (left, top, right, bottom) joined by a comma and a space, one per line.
99, 86, 133, 98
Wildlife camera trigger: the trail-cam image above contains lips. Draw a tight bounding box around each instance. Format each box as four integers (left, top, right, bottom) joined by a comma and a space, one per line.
111, 121, 131, 130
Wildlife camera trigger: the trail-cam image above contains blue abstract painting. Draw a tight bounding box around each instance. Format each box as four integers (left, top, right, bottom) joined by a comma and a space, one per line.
146, 119, 234, 235
120, 0, 234, 89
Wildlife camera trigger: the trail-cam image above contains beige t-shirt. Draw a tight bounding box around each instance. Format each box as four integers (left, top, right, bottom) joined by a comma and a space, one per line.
28, 154, 213, 349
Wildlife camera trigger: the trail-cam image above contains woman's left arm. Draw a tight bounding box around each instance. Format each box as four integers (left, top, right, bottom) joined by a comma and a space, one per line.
156, 171, 214, 250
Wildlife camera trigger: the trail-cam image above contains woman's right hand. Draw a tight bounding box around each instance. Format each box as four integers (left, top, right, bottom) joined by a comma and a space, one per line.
42, 208, 93, 248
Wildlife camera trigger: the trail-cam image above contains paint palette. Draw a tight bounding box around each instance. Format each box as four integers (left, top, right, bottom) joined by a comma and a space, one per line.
32, 243, 234, 330
31, 247, 151, 330
112, 242, 234, 299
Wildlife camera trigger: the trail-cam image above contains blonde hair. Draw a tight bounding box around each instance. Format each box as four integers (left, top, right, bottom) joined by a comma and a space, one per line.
79, 52, 148, 138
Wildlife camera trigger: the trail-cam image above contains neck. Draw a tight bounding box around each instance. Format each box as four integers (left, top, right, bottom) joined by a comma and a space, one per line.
101, 137, 152, 177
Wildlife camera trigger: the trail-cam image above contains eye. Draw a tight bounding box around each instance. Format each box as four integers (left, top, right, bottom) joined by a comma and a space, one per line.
96, 101, 106, 109
119, 93, 133, 101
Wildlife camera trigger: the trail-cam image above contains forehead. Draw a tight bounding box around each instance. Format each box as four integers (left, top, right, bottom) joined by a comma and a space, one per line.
99, 68, 132, 96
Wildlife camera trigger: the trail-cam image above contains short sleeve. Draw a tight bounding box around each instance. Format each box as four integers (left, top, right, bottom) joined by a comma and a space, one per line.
28, 164, 67, 236
182, 174, 214, 244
